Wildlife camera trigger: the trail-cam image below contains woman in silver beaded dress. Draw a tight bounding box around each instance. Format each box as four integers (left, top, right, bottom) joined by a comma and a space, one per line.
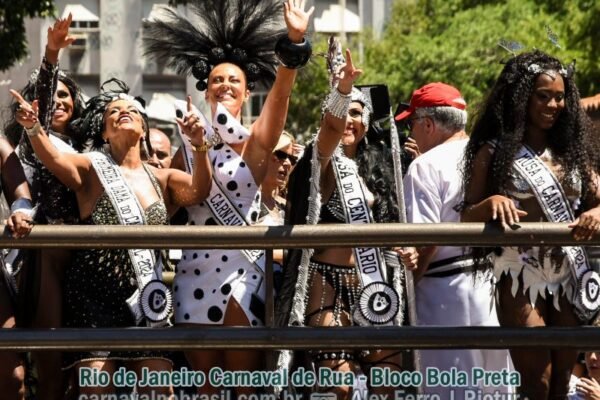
275, 49, 418, 400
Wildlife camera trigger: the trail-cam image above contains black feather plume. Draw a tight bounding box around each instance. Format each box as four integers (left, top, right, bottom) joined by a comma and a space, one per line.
142, 0, 286, 90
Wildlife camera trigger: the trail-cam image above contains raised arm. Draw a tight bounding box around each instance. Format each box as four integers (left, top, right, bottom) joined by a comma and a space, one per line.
10, 91, 90, 191
166, 96, 211, 207
317, 49, 362, 170
37, 13, 75, 132
44, 13, 75, 65
250, 0, 313, 151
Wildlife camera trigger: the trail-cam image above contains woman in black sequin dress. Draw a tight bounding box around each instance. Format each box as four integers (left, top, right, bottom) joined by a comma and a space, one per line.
12, 56, 211, 398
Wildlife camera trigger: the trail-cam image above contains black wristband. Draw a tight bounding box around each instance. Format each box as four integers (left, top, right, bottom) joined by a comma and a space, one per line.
41, 55, 58, 73
275, 36, 312, 69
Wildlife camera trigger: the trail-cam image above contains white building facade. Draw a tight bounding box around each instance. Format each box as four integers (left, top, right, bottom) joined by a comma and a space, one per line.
0, 0, 392, 132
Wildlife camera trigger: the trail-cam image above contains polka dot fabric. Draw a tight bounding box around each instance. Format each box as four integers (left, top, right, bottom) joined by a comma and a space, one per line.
211, 102, 251, 145
175, 143, 264, 325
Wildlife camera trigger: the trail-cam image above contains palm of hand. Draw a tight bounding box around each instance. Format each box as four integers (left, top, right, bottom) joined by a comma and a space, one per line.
48, 28, 70, 50
285, 10, 309, 34
284, 0, 314, 38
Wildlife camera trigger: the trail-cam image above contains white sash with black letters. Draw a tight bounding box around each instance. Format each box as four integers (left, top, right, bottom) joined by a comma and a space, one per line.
88, 152, 172, 326
512, 145, 600, 320
331, 154, 399, 325
174, 101, 265, 276
204, 173, 266, 276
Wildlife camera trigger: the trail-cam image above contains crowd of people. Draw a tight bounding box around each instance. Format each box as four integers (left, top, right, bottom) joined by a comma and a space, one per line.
1, 0, 600, 399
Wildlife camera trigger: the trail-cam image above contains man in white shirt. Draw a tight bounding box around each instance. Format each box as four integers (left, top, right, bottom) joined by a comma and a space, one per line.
399, 82, 513, 397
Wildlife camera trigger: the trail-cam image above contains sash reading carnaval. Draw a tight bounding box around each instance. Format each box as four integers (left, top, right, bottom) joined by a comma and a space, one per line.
87, 152, 171, 326
174, 102, 265, 276
331, 154, 397, 325
511, 144, 600, 318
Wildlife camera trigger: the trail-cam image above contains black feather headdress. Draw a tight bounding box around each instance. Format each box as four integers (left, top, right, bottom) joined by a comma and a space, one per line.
143, 0, 286, 91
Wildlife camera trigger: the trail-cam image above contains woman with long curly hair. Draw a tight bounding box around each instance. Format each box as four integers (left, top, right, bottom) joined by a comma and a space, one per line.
461, 50, 600, 399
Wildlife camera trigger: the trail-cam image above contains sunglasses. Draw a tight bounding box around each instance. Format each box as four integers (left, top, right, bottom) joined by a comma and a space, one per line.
274, 150, 298, 166
404, 116, 427, 132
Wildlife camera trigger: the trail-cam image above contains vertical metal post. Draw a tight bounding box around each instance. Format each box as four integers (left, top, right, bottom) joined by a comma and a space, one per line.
389, 111, 421, 393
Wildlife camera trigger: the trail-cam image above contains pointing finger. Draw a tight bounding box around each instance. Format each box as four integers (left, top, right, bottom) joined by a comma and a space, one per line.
186, 95, 193, 113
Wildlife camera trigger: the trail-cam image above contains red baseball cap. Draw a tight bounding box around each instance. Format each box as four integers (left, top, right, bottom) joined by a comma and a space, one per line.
395, 82, 466, 121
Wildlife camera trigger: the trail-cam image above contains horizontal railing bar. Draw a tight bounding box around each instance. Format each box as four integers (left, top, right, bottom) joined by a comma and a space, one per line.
0, 222, 594, 249
0, 327, 598, 351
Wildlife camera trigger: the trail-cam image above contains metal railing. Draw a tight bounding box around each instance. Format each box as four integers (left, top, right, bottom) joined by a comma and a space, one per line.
2, 222, 597, 249
1, 222, 599, 351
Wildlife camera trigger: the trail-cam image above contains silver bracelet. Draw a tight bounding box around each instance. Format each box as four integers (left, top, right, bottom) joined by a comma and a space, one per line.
325, 87, 351, 120
24, 122, 41, 137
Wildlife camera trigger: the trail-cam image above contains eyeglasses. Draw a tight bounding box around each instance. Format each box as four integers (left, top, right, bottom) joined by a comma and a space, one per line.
405, 116, 427, 132
274, 150, 298, 166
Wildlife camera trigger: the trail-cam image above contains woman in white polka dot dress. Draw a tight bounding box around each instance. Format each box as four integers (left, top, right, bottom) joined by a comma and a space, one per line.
143, 0, 314, 395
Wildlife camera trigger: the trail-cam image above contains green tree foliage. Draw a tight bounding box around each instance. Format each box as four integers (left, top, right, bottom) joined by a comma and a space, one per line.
286, 36, 330, 140
0, 0, 56, 71
287, 0, 600, 138
364, 0, 600, 118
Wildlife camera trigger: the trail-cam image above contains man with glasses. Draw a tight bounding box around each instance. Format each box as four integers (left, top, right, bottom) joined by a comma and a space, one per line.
397, 83, 514, 397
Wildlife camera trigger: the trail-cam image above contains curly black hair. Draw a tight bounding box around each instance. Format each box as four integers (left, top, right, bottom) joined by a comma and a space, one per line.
70, 78, 150, 150
355, 125, 399, 223
3, 71, 85, 149
463, 50, 598, 202
286, 123, 398, 228
462, 50, 600, 268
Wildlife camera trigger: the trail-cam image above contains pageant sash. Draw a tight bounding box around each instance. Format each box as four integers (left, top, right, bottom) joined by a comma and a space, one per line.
512, 145, 600, 320
331, 154, 399, 325
212, 102, 251, 144
204, 174, 266, 276
174, 99, 264, 275
173, 101, 247, 174
88, 152, 172, 326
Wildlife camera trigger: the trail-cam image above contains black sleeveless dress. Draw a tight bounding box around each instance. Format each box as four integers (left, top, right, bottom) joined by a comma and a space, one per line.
63, 166, 171, 369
